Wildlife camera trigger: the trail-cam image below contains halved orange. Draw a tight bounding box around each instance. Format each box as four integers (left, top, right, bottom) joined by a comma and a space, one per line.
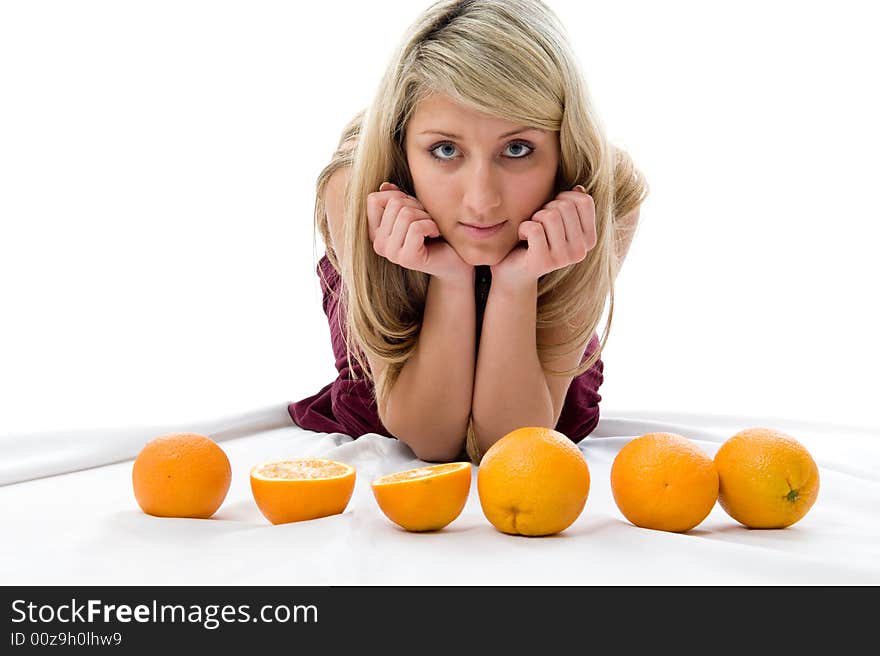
250, 458, 356, 525
371, 462, 472, 532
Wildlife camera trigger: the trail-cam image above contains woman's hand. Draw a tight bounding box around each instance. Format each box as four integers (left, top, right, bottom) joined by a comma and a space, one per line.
367, 182, 472, 284
490, 185, 597, 291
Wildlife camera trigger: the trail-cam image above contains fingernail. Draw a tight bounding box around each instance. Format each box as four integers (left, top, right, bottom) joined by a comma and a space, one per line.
574, 185, 587, 194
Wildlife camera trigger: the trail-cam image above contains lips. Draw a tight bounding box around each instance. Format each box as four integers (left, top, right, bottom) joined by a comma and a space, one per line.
460, 221, 507, 239
460, 221, 505, 229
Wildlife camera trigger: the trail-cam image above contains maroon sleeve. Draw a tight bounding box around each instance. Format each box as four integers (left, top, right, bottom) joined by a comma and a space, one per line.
553, 332, 604, 443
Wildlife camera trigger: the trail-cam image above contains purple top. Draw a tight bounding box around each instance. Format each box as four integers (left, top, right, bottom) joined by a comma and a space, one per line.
288, 254, 603, 444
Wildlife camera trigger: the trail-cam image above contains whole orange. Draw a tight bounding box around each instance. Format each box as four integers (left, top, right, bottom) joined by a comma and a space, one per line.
477, 426, 590, 536
610, 432, 718, 533
372, 462, 471, 532
714, 427, 819, 529
132, 432, 231, 519
250, 458, 356, 525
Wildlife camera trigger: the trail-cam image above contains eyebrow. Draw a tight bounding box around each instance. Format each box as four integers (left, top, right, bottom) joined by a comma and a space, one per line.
418, 126, 538, 139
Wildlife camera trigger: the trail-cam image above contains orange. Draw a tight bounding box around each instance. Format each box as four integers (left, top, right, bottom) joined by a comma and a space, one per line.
610, 432, 719, 533
477, 426, 590, 536
714, 427, 819, 529
250, 458, 356, 525
371, 462, 471, 532
132, 432, 231, 519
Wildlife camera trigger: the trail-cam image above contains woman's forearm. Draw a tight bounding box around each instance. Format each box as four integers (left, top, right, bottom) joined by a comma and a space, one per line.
471, 277, 554, 456
384, 272, 476, 462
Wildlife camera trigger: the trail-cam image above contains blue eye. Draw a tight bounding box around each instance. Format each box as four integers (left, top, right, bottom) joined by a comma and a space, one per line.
428, 140, 535, 162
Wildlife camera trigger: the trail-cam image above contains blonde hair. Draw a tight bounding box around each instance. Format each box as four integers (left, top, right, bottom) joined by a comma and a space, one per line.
311, 0, 649, 458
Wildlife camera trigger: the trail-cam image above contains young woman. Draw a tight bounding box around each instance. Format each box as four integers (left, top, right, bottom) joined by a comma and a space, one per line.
290, 0, 649, 464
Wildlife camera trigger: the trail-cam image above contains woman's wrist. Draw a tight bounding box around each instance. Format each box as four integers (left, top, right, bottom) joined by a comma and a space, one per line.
487, 268, 538, 298
432, 266, 475, 290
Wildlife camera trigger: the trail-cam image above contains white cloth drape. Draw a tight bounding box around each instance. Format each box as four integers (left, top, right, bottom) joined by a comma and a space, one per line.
2, 404, 877, 585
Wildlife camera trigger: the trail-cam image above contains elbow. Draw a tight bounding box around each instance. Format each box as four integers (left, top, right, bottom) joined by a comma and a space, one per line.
381, 409, 466, 463
408, 436, 464, 463
386, 423, 464, 463
472, 407, 556, 440
416, 446, 464, 463
471, 427, 501, 457
471, 414, 555, 456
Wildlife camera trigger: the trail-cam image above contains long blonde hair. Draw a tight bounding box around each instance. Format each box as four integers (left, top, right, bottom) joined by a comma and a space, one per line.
312, 0, 649, 428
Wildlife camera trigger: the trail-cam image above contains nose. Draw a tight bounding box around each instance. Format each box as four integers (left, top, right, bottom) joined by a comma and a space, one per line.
461, 163, 502, 222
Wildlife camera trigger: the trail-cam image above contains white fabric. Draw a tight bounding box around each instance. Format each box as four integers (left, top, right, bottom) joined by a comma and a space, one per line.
2, 404, 878, 585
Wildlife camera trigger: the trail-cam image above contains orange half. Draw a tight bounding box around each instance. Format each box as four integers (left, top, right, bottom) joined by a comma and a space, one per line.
371, 462, 472, 532
250, 458, 356, 525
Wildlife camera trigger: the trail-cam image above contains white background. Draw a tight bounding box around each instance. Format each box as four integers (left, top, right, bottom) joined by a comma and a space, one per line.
1, 0, 877, 435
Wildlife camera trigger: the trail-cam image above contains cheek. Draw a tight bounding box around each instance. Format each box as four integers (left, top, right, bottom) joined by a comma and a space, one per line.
510, 174, 556, 219
408, 158, 433, 196
507, 152, 559, 210
410, 166, 455, 217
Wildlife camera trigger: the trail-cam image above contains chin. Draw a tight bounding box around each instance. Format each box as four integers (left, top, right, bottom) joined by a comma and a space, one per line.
473, 255, 505, 267
454, 246, 507, 267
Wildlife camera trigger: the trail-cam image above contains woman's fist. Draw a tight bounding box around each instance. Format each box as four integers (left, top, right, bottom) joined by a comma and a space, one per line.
366, 182, 472, 283
490, 185, 597, 290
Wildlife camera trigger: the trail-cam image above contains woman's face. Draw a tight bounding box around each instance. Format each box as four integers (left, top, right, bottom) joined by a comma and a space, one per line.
404, 93, 560, 266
